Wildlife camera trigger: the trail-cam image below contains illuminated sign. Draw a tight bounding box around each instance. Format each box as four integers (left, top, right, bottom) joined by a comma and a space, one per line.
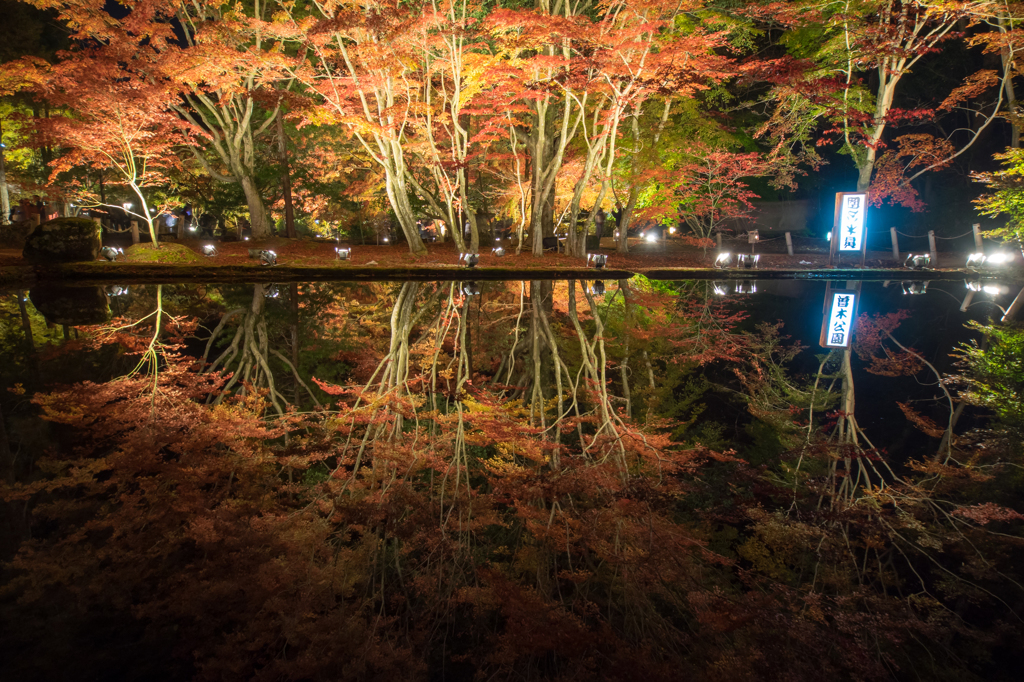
836, 192, 867, 252
820, 289, 858, 349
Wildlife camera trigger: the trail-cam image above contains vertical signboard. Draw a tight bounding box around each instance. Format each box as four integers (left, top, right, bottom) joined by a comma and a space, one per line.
819, 288, 859, 349
830, 192, 869, 265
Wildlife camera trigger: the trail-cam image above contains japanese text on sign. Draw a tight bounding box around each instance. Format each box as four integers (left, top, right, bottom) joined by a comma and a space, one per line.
825, 292, 856, 348
838, 193, 867, 252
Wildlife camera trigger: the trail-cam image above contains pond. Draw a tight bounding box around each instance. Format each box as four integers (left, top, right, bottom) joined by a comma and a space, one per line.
1, 277, 1022, 681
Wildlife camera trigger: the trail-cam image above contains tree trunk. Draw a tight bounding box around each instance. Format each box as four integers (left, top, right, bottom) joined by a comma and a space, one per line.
276, 111, 297, 238
0, 118, 10, 225
240, 175, 273, 240
385, 167, 428, 255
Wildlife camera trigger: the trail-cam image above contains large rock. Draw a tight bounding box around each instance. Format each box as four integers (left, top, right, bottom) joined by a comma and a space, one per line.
30, 286, 111, 326
0, 220, 35, 249
22, 217, 102, 264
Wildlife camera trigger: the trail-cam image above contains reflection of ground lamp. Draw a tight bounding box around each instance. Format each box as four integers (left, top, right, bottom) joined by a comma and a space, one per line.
463, 282, 481, 296
587, 253, 607, 270
460, 252, 479, 268
901, 281, 929, 295
104, 285, 129, 297
964, 280, 1009, 296
335, 247, 351, 260
587, 281, 606, 296
819, 285, 860, 349
829, 192, 869, 267
961, 278, 1012, 314
711, 280, 758, 295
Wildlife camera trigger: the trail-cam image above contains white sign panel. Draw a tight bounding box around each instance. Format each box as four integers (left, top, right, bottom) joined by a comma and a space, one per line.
838, 193, 867, 252
823, 291, 857, 348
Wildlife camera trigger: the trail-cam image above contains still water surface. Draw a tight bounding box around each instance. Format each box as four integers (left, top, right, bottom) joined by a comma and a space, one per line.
1, 277, 1020, 681
1, 277, 1005, 460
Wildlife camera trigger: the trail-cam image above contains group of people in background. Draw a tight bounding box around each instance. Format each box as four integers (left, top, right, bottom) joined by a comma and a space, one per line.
8, 196, 54, 224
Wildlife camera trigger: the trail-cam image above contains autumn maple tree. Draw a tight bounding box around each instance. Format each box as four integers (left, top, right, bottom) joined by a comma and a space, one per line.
754, 0, 1020, 207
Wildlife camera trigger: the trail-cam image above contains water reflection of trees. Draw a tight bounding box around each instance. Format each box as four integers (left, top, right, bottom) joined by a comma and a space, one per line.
1, 279, 1022, 681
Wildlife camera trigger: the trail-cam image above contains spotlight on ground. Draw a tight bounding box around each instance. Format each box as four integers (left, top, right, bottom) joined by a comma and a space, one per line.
904, 253, 931, 270
735, 254, 760, 269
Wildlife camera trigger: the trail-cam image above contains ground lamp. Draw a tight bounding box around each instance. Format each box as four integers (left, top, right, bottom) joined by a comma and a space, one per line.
460, 252, 479, 268
202, 244, 219, 257
335, 247, 351, 261
904, 253, 931, 270
122, 201, 132, 210
901, 281, 929, 295
260, 250, 277, 266
714, 252, 732, 269
492, 246, 505, 257
99, 246, 124, 262
587, 253, 607, 270
644, 231, 658, 243
463, 282, 481, 296
735, 254, 760, 269
966, 252, 1012, 272
587, 281, 606, 297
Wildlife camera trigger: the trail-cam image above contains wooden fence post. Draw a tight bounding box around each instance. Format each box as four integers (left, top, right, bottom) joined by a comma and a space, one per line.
973, 223, 983, 251
890, 227, 899, 261
928, 230, 938, 266
785, 231, 794, 256
131, 220, 140, 245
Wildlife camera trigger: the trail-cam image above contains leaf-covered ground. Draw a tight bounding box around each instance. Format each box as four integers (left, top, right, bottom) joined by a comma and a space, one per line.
0, 234, 1011, 274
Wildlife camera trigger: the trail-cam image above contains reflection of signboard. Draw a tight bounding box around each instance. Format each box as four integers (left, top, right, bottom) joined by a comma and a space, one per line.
837, 192, 867, 251
819, 288, 859, 349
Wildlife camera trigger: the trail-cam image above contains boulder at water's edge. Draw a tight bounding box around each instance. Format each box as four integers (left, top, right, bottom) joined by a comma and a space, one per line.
22, 217, 102, 264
